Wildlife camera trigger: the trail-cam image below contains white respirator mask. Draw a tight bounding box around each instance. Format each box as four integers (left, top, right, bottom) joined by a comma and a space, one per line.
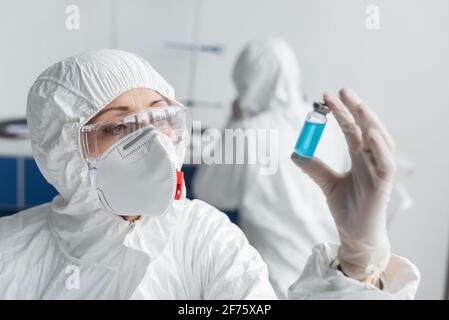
80, 104, 191, 217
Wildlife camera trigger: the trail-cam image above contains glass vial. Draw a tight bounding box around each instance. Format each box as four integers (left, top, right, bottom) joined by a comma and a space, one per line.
294, 102, 330, 159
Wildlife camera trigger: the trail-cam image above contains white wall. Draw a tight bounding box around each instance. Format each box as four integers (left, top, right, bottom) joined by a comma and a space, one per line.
1, 0, 448, 299
0, 0, 114, 119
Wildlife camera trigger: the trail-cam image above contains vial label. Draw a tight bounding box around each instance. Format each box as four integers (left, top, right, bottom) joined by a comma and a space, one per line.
294, 121, 325, 158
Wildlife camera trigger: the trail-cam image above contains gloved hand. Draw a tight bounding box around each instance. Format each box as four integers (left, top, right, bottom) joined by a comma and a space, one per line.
291, 88, 395, 281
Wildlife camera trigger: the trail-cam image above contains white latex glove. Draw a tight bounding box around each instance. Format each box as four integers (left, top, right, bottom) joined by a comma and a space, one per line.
291, 88, 395, 281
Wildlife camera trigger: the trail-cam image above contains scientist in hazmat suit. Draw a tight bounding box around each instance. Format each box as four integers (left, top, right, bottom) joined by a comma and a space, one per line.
0, 50, 418, 299
193, 38, 410, 298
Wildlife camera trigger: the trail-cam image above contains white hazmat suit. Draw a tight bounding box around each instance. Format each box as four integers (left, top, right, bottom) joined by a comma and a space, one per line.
0, 50, 418, 299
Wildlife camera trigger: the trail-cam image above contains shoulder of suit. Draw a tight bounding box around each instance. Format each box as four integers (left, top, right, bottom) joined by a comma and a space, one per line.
176, 198, 236, 236
0, 203, 52, 251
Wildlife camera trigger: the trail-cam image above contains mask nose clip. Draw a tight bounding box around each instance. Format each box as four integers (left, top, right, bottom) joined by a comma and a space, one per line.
122, 127, 154, 151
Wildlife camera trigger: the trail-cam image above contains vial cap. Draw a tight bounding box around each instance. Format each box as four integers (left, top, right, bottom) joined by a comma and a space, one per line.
313, 102, 330, 115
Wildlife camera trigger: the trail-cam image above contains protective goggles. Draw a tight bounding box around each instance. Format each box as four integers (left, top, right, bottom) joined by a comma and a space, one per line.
80, 105, 191, 162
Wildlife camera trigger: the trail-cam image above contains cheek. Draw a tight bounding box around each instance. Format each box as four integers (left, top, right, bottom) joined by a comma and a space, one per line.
85, 132, 117, 157
98, 134, 124, 155
98, 140, 111, 155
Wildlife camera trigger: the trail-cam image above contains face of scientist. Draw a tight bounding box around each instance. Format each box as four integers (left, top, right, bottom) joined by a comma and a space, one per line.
86, 88, 171, 222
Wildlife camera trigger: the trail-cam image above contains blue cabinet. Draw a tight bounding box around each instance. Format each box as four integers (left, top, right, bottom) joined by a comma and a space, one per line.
0, 157, 17, 209
24, 159, 57, 207
0, 157, 58, 217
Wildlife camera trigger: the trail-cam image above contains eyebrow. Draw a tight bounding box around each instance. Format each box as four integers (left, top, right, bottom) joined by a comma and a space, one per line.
95, 106, 130, 118
93, 98, 168, 119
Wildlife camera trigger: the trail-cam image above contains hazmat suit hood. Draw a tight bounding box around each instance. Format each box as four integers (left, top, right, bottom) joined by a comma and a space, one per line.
232, 38, 304, 116
26, 49, 184, 266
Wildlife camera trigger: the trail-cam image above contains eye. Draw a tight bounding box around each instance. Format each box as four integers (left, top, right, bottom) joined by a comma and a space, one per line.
104, 123, 129, 135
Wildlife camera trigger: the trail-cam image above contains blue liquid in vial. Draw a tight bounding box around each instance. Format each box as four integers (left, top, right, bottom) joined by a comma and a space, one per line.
294, 121, 325, 158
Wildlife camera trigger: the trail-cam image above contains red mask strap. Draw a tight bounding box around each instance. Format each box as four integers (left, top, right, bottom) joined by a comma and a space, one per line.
175, 170, 184, 200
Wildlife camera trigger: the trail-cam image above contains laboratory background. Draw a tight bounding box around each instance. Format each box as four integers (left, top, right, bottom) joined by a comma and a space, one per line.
0, 0, 448, 299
